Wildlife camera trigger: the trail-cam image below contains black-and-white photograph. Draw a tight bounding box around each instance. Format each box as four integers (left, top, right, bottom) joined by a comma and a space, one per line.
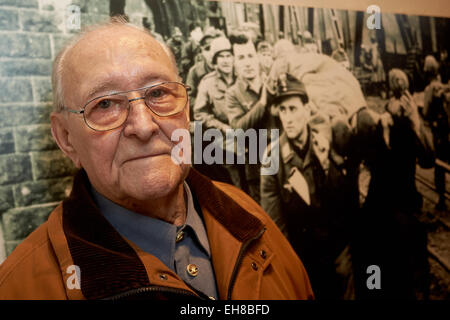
0, 0, 449, 301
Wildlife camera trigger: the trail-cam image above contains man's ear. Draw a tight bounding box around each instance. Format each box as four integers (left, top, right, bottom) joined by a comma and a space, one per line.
50, 112, 82, 168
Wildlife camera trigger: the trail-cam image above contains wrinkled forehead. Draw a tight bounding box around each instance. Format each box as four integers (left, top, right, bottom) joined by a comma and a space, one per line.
71, 26, 173, 73
72, 25, 169, 60
61, 25, 177, 102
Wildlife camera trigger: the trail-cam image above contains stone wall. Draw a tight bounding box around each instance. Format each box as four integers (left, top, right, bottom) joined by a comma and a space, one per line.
0, 0, 112, 261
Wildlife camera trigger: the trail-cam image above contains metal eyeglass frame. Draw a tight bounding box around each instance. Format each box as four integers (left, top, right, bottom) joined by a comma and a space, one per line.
64, 81, 191, 131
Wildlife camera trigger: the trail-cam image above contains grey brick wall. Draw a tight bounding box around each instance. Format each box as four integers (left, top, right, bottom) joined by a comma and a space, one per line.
0, 0, 114, 261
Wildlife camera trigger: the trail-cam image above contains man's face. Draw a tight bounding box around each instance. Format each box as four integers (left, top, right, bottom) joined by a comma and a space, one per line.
258, 50, 273, 71
277, 95, 310, 140
173, 34, 182, 43
216, 51, 233, 75
201, 37, 214, 67
233, 41, 259, 81
52, 26, 190, 207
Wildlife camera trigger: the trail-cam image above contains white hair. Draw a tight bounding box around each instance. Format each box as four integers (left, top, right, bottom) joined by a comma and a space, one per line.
51, 16, 178, 112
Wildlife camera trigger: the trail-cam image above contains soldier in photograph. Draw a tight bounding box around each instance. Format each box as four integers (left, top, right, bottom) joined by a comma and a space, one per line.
423, 55, 450, 211
256, 40, 274, 81
180, 21, 203, 81
225, 33, 279, 203
166, 26, 185, 76
351, 68, 434, 299
193, 36, 243, 188
186, 27, 222, 109
260, 73, 359, 299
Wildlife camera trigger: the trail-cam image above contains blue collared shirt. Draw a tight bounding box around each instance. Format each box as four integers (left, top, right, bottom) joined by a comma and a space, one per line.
91, 182, 218, 299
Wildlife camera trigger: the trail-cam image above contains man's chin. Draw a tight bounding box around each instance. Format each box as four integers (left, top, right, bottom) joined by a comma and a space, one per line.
286, 131, 299, 140
122, 173, 180, 200
119, 163, 187, 200
244, 72, 256, 80
219, 66, 232, 74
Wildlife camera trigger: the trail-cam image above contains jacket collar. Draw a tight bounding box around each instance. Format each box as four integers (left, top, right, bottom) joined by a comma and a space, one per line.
186, 168, 264, 243
236, 76, 261, 96
280, 128, 315, 169
60, 168, 265, 299
215, 70, 236, 89
62, 170, 151, 299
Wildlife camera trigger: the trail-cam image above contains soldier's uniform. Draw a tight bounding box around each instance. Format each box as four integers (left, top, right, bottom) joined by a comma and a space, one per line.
180, 39, 201, 81
261, 128, 358, 299
186, 59, 214, 111
193, 70, 244, 189
166, 27, 184, 78
192, 37, 245, 189
186, 28, 223, 110
225, 77, 279, 203
260, 75, 359, 299
194, 70, 233, 132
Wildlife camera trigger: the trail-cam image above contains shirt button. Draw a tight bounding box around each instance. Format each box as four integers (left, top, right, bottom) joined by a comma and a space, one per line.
176, 231, 185, 243
186, 264, 199, 277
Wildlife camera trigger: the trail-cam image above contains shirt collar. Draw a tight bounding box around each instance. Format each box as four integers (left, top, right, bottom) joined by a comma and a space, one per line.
90, 181, 211, 269
216, 70, 236, 88
237, 76, 261, 95
180, 181, 212, 257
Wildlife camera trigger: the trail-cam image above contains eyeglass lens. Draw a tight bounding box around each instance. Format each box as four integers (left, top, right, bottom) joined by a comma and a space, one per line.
83, 82, 188, 131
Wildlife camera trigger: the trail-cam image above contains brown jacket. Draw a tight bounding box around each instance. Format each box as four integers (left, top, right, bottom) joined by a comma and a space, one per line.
0, 169, 313, 300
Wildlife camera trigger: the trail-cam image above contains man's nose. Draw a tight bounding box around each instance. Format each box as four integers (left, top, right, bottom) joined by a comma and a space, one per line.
122, 94, 159, 140
285, 112, 294, 123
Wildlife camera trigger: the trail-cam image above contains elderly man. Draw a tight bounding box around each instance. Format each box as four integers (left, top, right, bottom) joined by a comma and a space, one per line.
260, 74, 358, 299
0, 19, 313, 300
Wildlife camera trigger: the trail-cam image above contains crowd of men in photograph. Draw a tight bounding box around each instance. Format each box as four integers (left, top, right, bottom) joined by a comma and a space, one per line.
156, 21, 450, 299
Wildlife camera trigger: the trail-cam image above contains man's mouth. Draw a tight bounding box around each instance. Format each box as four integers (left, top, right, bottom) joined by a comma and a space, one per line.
124, 151, 170, 164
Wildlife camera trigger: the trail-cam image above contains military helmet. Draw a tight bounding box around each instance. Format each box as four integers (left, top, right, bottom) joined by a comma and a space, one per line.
200, 27, 221, 47
210, 36, 232, 65
273, 73, 309, 104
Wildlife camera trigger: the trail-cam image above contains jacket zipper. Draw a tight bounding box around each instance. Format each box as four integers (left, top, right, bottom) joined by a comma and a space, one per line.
103, 285, 204, 301
226, 227, 266, 300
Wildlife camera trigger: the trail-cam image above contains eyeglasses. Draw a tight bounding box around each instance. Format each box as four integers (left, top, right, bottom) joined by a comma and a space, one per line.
65, 82, 190, 131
